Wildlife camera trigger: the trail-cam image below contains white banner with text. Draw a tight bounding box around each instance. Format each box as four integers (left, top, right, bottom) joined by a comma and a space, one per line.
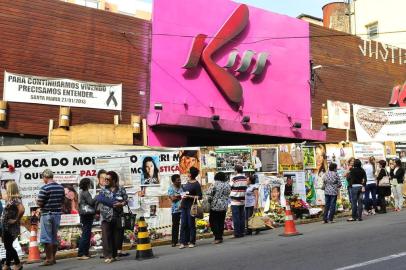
3, 71, 122, 110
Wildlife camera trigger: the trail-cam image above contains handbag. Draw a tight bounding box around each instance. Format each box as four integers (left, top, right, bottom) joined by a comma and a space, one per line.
248, 209, 265, 230
379, 170, 390, 187
121, 206, 136, 231
190, 197, 204, 219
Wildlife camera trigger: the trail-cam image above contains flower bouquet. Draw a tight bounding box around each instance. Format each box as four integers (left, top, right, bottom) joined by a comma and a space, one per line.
266, 201, 286, 225
288, 194, 310, 219
196, 219, 210, 234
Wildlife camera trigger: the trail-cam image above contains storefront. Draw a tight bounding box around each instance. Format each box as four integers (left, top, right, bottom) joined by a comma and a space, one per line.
148, 0, 326, 147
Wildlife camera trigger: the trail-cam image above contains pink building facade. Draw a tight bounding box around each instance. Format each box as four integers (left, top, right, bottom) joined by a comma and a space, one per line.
148, 0, 325, 146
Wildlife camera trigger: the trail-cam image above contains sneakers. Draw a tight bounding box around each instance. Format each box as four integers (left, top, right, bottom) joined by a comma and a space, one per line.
179, 244, 186, 249
188, 244, 195, 248
78, 256, 90, 260
104, 258, 113, 264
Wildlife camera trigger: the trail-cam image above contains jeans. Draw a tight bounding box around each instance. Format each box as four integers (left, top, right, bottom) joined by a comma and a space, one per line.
78, 215, 94, 257
3, 231, 20, 267
347, 186, 352, 206
392, 184, 404, 210
40, 213, 61, 244
378, 194, 387, 213
209, 210, 226, 241
350, 186, 363, 220
231, 205, 245, 237
364, 183, 377, 211
171, 212, 181, 245
180, 207, 196, 245
323, 195, 337, 222
101, 219, 121, 258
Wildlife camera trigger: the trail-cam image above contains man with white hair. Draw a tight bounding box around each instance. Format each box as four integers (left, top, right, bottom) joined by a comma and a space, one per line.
37, 169, 64, 266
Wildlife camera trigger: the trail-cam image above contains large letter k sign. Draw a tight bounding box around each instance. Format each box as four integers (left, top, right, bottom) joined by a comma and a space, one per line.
183, 4, 267, 104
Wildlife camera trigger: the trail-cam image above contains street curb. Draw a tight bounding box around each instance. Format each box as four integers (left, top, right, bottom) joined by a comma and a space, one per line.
48, 208, 393, 261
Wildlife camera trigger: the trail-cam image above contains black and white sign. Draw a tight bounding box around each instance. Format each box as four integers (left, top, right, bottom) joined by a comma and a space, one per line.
3, 71, 122, 110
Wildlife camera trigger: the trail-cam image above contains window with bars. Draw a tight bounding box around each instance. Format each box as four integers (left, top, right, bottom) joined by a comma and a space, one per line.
366, 22, 379, 39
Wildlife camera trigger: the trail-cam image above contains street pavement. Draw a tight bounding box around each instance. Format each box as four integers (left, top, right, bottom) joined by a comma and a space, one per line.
24, 211, 406, 270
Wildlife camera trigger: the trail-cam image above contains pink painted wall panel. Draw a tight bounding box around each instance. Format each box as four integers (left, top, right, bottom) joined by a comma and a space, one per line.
149, 0, 319, 146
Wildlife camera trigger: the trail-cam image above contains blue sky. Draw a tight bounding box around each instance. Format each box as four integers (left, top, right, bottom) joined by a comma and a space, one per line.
234, 0, 339, 18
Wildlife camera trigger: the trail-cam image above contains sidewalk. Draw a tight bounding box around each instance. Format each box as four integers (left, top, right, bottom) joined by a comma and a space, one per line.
45, 209, 359, 261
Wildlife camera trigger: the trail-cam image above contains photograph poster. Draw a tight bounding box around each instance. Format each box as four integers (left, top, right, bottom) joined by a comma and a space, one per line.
215, 148, 253, 172
325, 144, 353, 169
252, 147, 278, 173
283, 171, 306, 201
54, 174, 80, 226
140, 156, 160, 186
278, 144, 304, 172
302, 146, 316, 169
179, 149, 200, 175
95, 157, 132, 187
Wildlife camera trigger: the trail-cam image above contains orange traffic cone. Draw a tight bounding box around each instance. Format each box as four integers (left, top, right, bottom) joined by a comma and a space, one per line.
27, 224, 41, 263
279, 199, 302, 237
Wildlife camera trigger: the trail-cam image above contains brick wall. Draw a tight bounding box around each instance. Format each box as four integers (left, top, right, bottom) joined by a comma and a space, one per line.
0, 0, 151, 143
310, 24, 406, 142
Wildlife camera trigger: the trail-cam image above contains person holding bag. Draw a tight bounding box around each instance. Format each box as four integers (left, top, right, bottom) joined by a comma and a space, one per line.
390, 159, 405, 212
179, 167, 202, 249
208, 172, 230, 244
96, 171, 127, 263
78, 178, 96, 260
245, 175, 260, 235
2, 181, 24, 270
376, 160, 391, 213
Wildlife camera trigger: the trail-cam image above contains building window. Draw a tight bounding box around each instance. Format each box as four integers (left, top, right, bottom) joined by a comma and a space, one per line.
76, 0, 99, 9
366, 22, 379, 39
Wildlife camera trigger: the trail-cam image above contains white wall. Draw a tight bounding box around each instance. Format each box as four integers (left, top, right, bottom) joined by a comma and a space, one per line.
350, 0, 406, 49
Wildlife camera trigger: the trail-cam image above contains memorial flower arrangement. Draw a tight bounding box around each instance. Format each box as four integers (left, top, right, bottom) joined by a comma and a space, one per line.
288, 194, 310, 219
196, 219, 210, 234
266, 201, 285, 224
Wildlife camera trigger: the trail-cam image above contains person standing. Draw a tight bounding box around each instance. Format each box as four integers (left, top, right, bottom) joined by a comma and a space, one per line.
376, 160, 391, 214
179, 167, 202, 249
37, 169, 65, 266
344, 157, 355, 204
77, 178, 96, 260
168, 174, 183, 247
347, 159, 366, 222
363, 157, 377, 215
322, 163, 341, 223
96, 171, 128, 263
390, 159, 405, 211
230, 165, 247, 238
245, 175, 260, 235
2, 182, 24, 270
208, 172, 231, 244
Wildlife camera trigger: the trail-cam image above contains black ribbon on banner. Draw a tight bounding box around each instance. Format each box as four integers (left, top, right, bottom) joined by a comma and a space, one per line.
106, 91, 118, 107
